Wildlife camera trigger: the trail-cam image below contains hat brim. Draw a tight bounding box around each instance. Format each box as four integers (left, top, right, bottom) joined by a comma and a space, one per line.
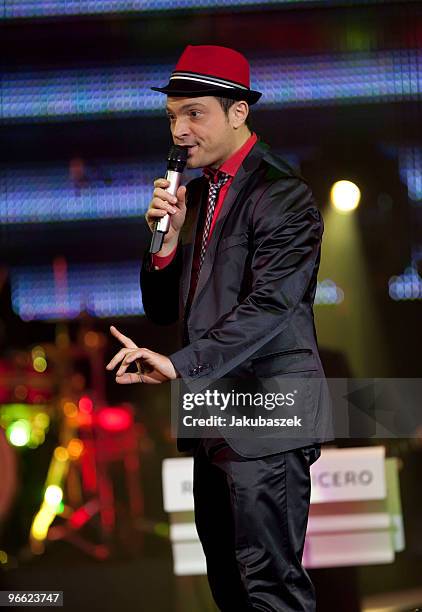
151, 81, 262, 105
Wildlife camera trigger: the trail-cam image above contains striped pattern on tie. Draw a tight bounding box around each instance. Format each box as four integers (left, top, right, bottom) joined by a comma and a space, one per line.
198, 171, 231, 273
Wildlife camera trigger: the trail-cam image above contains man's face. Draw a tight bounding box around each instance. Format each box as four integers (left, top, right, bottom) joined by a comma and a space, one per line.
166, 96, 239, 169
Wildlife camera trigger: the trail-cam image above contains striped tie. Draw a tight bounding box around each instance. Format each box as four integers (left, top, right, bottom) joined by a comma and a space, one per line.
198, 171, 231, 273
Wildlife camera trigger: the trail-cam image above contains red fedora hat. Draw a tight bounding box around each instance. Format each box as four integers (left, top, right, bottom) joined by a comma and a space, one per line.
151, 45, 262, 105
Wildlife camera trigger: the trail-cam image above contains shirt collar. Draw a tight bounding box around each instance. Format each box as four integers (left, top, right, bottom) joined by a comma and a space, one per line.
203, 132, 258, 182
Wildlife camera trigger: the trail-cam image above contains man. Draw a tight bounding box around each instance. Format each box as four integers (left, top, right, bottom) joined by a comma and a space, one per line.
107, 45, 333, 611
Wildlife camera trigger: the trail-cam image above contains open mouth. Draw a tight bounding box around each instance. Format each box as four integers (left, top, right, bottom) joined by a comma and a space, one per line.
186, 145, 199, 156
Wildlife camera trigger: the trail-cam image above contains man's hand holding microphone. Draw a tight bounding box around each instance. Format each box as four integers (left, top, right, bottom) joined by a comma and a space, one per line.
145, 177, 186, 260
106, 145, 188, 384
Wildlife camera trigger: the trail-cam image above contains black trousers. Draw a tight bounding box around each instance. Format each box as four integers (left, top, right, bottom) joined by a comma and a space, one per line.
193, 438, 321, 612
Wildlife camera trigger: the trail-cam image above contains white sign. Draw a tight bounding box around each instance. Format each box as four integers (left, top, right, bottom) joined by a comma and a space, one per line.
310, 446, 386, 503
162, 447, 402, 574
162, 457, 194, 512
163, 446, 386, 511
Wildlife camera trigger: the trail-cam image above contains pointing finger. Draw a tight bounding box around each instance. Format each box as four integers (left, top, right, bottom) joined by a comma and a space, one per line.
109, 325, 138, 349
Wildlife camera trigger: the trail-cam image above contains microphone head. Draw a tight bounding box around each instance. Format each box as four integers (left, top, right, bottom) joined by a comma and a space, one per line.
167, 145, 188, 172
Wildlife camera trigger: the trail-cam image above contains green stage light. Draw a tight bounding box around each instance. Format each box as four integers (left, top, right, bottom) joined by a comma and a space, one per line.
7, 420, 31, 447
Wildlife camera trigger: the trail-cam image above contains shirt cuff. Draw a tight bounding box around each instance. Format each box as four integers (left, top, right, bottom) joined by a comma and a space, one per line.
151, 245, 178, 270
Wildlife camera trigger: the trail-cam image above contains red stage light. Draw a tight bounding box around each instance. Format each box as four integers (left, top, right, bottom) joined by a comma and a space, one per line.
96, 407, 132, 432
70, 507, 90, 529
78, 397, 93, 414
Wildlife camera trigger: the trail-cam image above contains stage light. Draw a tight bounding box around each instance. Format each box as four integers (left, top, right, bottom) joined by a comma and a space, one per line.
70, 507, 91, 529
31, 506, 56, 541
34, 413, 50, 428
68, 438, 84, 459
330, 180, 361, 213
317, 191, 390, 376
54, 447, 69, 462
389, 266, 422, 300
3, 0, 335, 19
33, 356, 47, 372
10, 262, 146, 320
79, 397, 93, 414
1, 50, 421, 126
1, 404, 31, 422
97, 407, 133, 432
63, 402, 78, 418
2, 145, 418, 227
31, 346, 45, 359
315, 279, 345, 305
30, 428, 45, 447
1, 406, 49, 449
399, 148, 422, 203
44, 485, 63, 508
7, 420, 30, 447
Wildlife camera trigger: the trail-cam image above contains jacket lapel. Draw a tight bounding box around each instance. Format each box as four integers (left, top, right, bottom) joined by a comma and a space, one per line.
189, 140, 269, 310
180, 177, 207, 310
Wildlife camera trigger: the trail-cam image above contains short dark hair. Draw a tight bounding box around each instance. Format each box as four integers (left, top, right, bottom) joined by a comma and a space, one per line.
215, 97, 252, 130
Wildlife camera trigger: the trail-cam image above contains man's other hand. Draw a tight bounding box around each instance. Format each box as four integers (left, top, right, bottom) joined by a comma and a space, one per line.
106, 325, 178, 384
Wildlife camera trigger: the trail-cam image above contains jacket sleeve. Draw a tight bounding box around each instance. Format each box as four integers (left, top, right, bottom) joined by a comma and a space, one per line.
168, 176, 323, 392
140, 240, 183, 325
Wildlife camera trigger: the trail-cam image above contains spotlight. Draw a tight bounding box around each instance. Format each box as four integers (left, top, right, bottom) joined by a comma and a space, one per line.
44, 485, 63, 508
330, 180, 361, 213
7, 420, 30, 447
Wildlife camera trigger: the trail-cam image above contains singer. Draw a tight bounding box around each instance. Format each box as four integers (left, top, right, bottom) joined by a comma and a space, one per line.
106, 45, 333, 611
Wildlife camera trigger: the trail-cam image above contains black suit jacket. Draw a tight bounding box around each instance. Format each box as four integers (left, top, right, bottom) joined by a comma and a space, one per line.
141, 140, 334, 457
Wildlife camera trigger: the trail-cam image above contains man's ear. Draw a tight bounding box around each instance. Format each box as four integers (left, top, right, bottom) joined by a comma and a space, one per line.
230, 101, 249, 129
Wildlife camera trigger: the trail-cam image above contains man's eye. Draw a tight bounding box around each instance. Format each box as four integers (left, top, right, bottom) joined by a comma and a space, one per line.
189, 111, 200, 118
167, 115, 175, 121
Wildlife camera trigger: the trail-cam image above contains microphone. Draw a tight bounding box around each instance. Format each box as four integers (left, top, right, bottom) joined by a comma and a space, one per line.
149, 145, 188, 254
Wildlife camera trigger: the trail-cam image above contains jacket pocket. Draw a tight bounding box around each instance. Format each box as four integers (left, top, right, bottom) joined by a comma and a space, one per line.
251, 348, 318, 377
218, 232, 249, 253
